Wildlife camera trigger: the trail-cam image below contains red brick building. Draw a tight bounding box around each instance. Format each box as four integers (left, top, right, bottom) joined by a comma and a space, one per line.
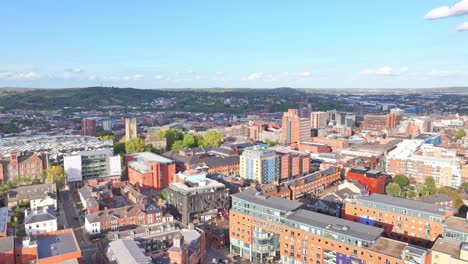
81, 118, 96, 137
346, 167, 390, 194
0, 150, 47, 182
278, 152, 311, 180
125, 152, 176, 191
0, 237, 14, 264
362, 113, 402, 131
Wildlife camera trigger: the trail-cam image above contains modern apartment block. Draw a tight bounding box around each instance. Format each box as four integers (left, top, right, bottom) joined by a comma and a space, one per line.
81, 118, 96, 137
443, 216, 468, 242
431, 238, 468, 264
0, 150, 47, 182
125, 117, 137, 141
281, 109, 310, 144
277, 151, 311, 181
310, 111, 329, 129
386, 139, 463, 187
239, 146, 279, 184
64, 148, 122, 183
166, 178, 230, 224
327, 110, 356, 128
230, 189, 428, 263
343, 194, 455, 247
125, 152, 176, 190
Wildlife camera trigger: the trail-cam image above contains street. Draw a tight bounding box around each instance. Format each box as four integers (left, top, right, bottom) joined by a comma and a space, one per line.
59, 189, 101, 264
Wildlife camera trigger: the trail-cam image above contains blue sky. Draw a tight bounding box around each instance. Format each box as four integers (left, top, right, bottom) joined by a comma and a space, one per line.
1, 0, 468, 89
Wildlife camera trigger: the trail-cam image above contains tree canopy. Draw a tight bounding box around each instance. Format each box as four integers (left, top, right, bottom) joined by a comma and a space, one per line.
386, 182, 402, 197
419, 176, 437, 196
152, 129, 184, 150
182, 134, 197, 148
125, 138, 146, 153
455, 129, 467, 140
393, 174, 409, 187
171, 140, 185, 151
199, 130, 223, 147
265, 139, 279, 147
45, 165, 65, 189
460, 182, 468, 191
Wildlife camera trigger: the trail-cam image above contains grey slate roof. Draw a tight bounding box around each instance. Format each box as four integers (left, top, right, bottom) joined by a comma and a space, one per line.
232, 188, 303, 212
6, 183, 55, 203
419, 194, 453, 205
36, 230, 79, 259
25, 211, 56, 224
356, 194, 452, 216
107, 239, 150, 264
287, 209, 383, 242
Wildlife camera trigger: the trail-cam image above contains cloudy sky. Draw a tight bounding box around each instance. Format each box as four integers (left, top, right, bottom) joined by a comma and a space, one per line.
1, 1, 468, 89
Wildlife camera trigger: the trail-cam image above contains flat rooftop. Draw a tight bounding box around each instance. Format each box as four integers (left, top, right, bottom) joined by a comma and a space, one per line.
287, 209, 383, 242
356, 194, 451, 216
36, 230, 79, 259
444, 216, 468, 233
129, 152, 174, 164
0, 207, 8, 234
233, 188, 303, 212
431, 237, 462, 259
370, 237, 407, 259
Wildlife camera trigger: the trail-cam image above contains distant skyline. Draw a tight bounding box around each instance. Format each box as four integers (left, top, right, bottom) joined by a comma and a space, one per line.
1, 1, 468, 89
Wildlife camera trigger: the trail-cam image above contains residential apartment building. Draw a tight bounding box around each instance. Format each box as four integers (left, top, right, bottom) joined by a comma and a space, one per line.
311, 137, 350, 152
281, 109, 310, 144
81, 118, 96, 137
0, 150, 47, 182
386, 139, 463, 187
230, 189, 428, 263
125, 117, 137, 141
239, 146, 279, 184
346, 167, 390, 194
327, 110, 356, 128
85, 204, 173, 236
64, 148, 122, 183
125, 152, 176, 191
443, 216, 468, 242
430, 238, 468, 264
343, 194, 455, 247
166, 178, 230, 224
277, 152, 311, 181
310, 111, 328, 129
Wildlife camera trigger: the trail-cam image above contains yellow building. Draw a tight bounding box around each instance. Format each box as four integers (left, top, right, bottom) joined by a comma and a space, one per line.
125, 118, 137, 141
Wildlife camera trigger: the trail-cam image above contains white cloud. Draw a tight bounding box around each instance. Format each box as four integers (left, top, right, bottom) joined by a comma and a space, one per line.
424, 0, 468, 19
362, 66, 408, 76
154, 74, 164, 80
246, 72, 264, 81
456, 21, 468, 31
298, 71, 311, 77
0, 71, 42, 80
67, 68, 83, 74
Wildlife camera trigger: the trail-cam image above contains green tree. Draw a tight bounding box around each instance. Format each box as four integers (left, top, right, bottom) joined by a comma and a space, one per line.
45, 165, 65, 189
182, 134, 197, 148
386, 183, 402, 197
455, 129, 467, 140
438, 187, 464, 211
171, 140, 185, 151
420, 176, 437, 195
125, 138, 146, 153
407, 191, 417, 198
460, 182, 468, 191
114, 142, 126, 155
393, 174, 409, 187
200, 130, 223, 147
265, 139, 279, 147
144, 144, 160, 154
153, 129, 184, 149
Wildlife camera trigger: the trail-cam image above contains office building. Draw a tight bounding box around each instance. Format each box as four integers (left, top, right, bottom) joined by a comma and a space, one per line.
281, 109, 310, 144
327, 110, 356, 128
239, 146, 279, 184
125, 117, 137, 141
230, 189, 428, 263
362, 113, 401, 131
166, 178, 229, 224
64, 148, 122, 183
310, 111, 329, 129
102, 120, 113, 131
346, 167, 390, 194
125, 152, 176, 191
81, 118, 96, 137
344, 194, 455, 247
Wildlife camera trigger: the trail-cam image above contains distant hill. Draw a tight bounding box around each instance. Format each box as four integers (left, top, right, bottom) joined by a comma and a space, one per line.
0, 86, 465, 111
